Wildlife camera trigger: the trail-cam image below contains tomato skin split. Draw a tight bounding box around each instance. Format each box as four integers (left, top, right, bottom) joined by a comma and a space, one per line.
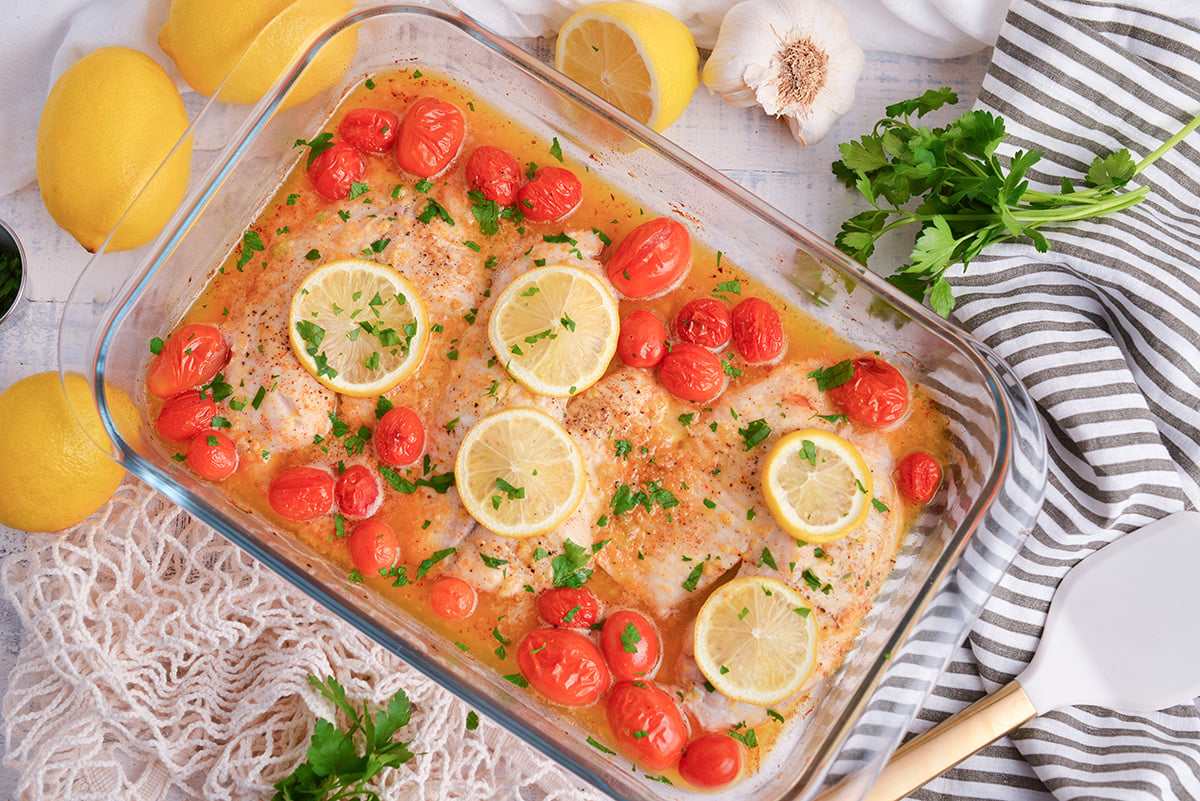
338, 107, 399, 153
156, 390, 217, 441
186, 431, 238, 481
516, 167, 582, 222
536, 586, 601, 629
374, 405, 425, 467
346, 518, 400, 574
827, 357, 909, 427
308, 142, 366, 201
658, 342, 727, 403
147, 323, 229, 398
269, 466, 335, 521
897, 451, 941, 503
678, 733, 743, 788
606, 217, 690, 299
675, 297, 731, 352
516, 627, 610, 707
465, 145, 521, 206
334, 463, 382, 518
605, 680, 688, 771
616, 309, 668, 368
731, 297, 786, 364
396, 96, 465, 178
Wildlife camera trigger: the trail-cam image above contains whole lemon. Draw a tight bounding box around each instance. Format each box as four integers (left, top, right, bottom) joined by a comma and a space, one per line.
0, 373, 138, 533
159, 0, 357, 108
37, 47, 192, 253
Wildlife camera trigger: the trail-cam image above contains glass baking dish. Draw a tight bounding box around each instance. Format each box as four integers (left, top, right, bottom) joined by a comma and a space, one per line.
60, 4, 1047, 799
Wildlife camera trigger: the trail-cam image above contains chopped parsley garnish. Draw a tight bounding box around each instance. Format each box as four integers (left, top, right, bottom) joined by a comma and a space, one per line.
294, 131, 334, 168
620, 622, 641, 653
236, 229, 264, 271
738, 418, 771, 450
417, 198, 455, 226
809, 360, 855, 391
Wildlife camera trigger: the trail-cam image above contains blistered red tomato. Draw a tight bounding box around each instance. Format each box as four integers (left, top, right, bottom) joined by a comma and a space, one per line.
731, 297, 786, 364
269, 466, 335, 521
675, 297, 731, 352
605, 681, 688, 771
516, 627, 610, 707
678, 733, 743, 788
346, 519, 400, 575
606, 217, 691, 299
147, 324, 229, 399
334, 464, 381, 518
897, 451, 941, 503
536, 586, 601, 629
617, 310, 668, 368
307, 142, 366, 201
186, 431, 238, 481
466, 145, 521, 206
516, 166, 582, 222
396, 96, 465, 178
430, 576, 477, 620
826, 357, 909, 426
374, 406, 425, 467
601, 609, 661, 680
337, 107, 399, 153
155, 390, 217, 441
658, 343, 727, 403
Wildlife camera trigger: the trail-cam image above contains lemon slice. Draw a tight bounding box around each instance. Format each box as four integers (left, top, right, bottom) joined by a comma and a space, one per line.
762, 428, 873, 543
488, 264, 619, 397
289, 258, 430, 397
694, 576, 819, 706
454, 407, 586, 538
554, 1, 699, 131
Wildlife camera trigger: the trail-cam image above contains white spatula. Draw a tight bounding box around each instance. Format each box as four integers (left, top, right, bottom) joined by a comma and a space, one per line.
819, 511, 1200, 801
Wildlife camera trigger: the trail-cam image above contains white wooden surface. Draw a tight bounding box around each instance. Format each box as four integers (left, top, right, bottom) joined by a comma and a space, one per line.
0, 45, 991, 798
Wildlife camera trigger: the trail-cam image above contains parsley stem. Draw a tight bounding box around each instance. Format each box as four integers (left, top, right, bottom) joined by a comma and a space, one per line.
1135, 109, 1200, 174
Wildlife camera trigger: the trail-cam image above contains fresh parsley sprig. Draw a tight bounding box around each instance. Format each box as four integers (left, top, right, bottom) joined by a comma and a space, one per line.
273, 675, 415, 801
832, 87, 1200, 317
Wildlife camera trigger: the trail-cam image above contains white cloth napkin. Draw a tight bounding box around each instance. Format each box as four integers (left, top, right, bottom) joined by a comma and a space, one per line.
0, 0, 1009, 197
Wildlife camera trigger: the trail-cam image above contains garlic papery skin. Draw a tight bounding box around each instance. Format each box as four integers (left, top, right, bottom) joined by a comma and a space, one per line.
703, 0, 864, 145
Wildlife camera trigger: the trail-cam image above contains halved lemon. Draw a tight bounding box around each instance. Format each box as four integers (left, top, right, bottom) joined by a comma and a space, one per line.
554, 1, 699, 131
487, 264, 619, 397
288, 258, 430, 396
762, 428, 873, 543
694, 576, 819, 706
454, 407, 586, 538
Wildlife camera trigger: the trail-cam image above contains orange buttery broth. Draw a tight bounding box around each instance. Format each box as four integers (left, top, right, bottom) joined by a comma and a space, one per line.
148, 68, 950, 777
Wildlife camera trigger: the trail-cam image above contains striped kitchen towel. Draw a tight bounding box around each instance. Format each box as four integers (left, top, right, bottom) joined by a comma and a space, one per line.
913, 1, 1200, 799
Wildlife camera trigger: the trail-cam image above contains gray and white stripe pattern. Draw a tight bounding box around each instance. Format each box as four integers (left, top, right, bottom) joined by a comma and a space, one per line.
913, 1, 1200, 799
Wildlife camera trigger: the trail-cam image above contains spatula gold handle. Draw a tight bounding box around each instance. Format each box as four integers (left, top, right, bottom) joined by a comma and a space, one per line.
817, 680, 1038, 801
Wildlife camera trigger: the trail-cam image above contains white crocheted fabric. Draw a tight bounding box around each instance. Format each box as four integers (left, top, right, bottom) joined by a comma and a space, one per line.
1, 479, 607, 801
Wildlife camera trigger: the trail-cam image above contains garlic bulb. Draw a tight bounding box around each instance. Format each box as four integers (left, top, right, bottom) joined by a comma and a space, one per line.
703, 0, 864, 145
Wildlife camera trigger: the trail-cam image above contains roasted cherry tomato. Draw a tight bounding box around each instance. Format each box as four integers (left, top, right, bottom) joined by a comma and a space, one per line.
617, 310, 668, 368
396, 96, 465, 178
826, 357, 909, 426
307, 141, 366, 201
346, 519, 400, 575
374, 405, 425, 467
601, 609, 661, 680
606, 680, 688, 771
430, 576, 477, 620
269, 466, 335, 521
516, 627, 610, 707
186, 431, 238, 481
536, 586, 601, 629
337, 107, 399, 153
606, 217, 691, 299
334, 463, 381, 518
731, 297, 786, 364
897, 451, 941, 503
155, 390, 217, 442
675, 297, 731, 352
465, 145, 521, 206
516, 166, 582, 222
678, 733, 744, 788
147, 323, 229, 399
658, 343, 727, 403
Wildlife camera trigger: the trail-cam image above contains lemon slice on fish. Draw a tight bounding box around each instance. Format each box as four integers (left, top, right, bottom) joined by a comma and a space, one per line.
488, 264, 619, 397
694, 576, 818, 706
289, 259, 430, 397
761, 428, 873, 543
455, 407, 586, 538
